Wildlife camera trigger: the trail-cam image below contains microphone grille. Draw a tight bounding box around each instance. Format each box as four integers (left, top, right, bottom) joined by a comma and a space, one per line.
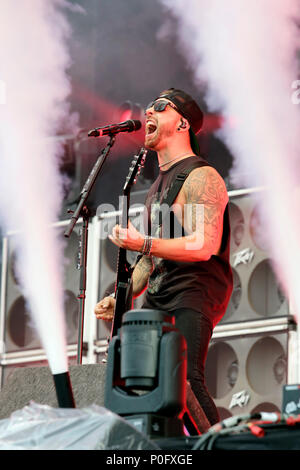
129, 119, 142, 131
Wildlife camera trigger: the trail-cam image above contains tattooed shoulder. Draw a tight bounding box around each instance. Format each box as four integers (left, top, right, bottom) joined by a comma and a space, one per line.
182, 166, 228, 250
183, 166, 228, 208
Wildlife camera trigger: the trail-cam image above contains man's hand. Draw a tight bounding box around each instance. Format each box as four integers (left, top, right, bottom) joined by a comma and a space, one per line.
94, 296, 116, 322
108, 220, 145, 252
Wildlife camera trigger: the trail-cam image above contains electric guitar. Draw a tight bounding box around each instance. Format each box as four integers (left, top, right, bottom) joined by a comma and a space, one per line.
110, 147, 148, 338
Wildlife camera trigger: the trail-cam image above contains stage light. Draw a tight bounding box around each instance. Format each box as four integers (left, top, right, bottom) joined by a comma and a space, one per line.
117, 100, 143, 123
104, 309, 190, 438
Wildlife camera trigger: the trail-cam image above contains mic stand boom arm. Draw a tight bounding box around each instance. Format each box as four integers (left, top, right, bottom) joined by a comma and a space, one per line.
64, 134, 116, 365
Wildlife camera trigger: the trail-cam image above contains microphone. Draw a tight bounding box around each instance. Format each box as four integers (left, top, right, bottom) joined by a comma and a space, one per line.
88, 119, 141, 137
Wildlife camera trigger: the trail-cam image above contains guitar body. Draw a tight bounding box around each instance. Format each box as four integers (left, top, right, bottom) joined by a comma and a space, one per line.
110, 148, 147, 338
111, 248, 133, 336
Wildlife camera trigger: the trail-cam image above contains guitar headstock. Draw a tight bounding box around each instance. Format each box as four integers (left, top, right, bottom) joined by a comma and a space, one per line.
123, 147, 148, 194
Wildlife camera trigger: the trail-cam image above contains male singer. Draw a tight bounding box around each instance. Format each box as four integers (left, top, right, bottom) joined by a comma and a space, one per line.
94, 88, 233, 425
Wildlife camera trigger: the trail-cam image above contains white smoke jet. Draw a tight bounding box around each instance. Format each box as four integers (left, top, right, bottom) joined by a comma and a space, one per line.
158, 0, 300, 322
0, 1, 78, 374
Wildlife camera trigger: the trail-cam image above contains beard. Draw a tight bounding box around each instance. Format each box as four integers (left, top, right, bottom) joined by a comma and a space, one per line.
145, 122, 174, 150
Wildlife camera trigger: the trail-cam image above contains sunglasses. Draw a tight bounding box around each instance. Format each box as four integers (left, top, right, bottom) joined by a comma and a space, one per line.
145, 99, 179, 114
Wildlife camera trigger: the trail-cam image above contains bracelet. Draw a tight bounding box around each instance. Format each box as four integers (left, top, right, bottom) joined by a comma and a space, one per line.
141, 235, 153, 256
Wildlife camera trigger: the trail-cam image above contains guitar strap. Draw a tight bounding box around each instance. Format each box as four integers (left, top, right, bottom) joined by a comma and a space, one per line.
158, 160, 210, 227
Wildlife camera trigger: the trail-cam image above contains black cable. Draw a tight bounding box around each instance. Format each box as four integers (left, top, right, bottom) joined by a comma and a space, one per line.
192, 418, 259, 450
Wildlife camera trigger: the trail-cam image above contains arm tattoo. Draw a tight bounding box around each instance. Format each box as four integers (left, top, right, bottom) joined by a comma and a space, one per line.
132, 255, 153, 296
183, 167, 228, 250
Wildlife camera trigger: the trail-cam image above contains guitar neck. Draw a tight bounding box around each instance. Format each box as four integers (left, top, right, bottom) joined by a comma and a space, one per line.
119, 194, 130, 229
111, 148, 148, 338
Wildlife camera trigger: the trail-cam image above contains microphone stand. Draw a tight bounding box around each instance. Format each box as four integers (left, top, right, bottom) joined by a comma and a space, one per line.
64, 134, 116, 365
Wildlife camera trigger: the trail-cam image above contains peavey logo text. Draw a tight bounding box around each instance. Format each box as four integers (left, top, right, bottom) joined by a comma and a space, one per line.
229, 390, 251, 409
233, 248, 255, 267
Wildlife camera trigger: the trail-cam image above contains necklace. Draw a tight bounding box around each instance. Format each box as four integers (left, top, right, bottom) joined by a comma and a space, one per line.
159, 152, 194, 169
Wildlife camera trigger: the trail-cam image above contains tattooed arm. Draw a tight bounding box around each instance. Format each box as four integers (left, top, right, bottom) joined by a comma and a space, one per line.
148, 166, 228, 262
108, 166, 228, 263
183, 166, 229, 256
94, 255, 153, 320
132, 255, 154, 298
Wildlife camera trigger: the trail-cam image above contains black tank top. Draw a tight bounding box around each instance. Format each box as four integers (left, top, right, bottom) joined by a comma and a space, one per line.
142, 156, 233, 328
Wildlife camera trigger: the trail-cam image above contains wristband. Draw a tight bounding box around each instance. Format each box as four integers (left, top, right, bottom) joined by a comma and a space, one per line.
141, 235, 153, 256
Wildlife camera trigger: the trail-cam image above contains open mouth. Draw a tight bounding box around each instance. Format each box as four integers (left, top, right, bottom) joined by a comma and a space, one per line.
146, 121, 157, 136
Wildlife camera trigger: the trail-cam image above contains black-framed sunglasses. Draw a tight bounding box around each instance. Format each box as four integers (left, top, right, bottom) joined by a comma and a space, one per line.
145, 99, 179, 114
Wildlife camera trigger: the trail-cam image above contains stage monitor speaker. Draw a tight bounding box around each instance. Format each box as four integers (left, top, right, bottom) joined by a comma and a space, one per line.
205, 326, 293, 421
222, 191, 290, 324
0, 363, 107, 420
0, 220, 82, 353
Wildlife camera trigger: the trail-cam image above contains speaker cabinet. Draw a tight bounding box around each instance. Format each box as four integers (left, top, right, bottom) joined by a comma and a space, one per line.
205, 319, 295, 420
0, 220, 82, 353
222, 190, 290, 324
